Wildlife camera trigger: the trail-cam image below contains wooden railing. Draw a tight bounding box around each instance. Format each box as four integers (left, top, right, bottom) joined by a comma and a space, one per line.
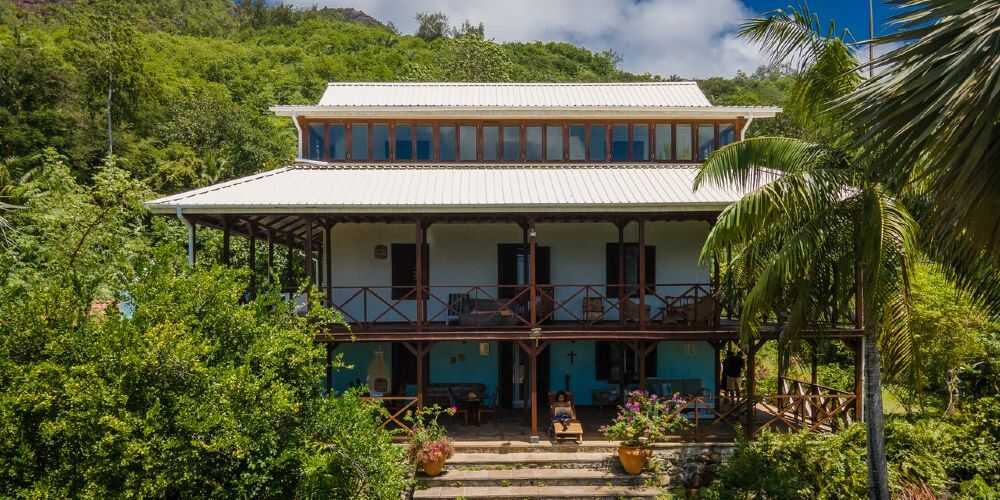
362, 396, 419, 434
320, 282, 725, 331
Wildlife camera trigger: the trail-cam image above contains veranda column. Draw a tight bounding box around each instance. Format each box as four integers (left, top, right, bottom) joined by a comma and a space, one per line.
415, 220, 425, 331
247, 221, 257, 299
221, 216, 231, 265
266, 230, 274, 278
638, 218, 647, 329
303, 217, 314, 295
617, 222, 625, 324
528, 222, 537, 327
711, 341, 722, 410
325, 223, 334, 307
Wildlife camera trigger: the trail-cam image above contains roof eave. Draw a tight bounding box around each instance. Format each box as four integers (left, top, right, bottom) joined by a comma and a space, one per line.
147, 202, 733, 216
269, 105, 781, 119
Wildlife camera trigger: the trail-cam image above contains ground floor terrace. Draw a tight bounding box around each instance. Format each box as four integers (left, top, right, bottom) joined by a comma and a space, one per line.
326, 338, 864, 441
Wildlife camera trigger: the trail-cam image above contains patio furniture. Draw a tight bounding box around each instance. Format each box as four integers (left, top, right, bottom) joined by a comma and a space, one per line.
591, 387, 620, 408
424, 383, 486, 408
583, 297, 604, 322
661, 295, 717, 327
621, 299, 651, 322
478, 391, 497, 424
548, 392, 584, 443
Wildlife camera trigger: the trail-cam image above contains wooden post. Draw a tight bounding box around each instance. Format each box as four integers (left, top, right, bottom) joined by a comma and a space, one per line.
284, 232, 294, 291
854, 338, 864, 421
638, 342, 657, 389
325, 343, 334, 396
407, 342, 430, 410
326, 223, 334, 308
304, 217, 314, 293
247, 221, 257, 299
518, 341, 548, 439
809, 340, 819, 387
638, 219, 647, 329
745, 340, 759, 439
415, 221, 425, 330
221, 217, 231, 265
618, 222, 625, 324
266, 230, 274, 277
529, 223, 537, 327
711, 341, 722, 410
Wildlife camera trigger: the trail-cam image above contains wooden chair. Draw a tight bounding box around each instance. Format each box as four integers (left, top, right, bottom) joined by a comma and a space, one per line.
548, 392, 584, 443
478, 390, 497, 424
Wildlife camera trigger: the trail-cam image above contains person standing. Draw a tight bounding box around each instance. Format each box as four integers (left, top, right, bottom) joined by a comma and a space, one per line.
723, 349, 745, 398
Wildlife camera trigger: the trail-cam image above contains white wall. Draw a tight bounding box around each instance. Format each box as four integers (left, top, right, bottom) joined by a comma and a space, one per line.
328, 220, 711, 324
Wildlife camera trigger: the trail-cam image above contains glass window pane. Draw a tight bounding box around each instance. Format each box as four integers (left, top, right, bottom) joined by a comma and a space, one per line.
351, 123, 368, 160
416, 125, 433, 160
328, 124, 346, 160
589, 124, 607, 160
546, 125, 563, 161
502, 126, 520, 161
483, 126, 499, 160
632, 124, 648, 161
395, 124, 413, 160
611, 124, 628, 161
307, 123, 324, 160
676, 124, 692, 161
373, 123, 389, 160
569, 125, 585, 160
699, 124, 715, 159
719, 123, 736, 146
525, 126, 542, 161
460, 125, 477, 161
439, 126, 457, 161
655, 124, 672, 160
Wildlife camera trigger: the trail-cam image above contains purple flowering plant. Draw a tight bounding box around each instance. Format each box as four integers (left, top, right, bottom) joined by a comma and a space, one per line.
600, 390, 690, 447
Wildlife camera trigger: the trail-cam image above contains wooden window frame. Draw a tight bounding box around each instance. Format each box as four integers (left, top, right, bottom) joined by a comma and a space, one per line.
303, 119, 740, 164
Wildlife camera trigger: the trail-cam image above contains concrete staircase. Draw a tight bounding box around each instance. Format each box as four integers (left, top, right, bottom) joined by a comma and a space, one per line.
412, 442, 664, 499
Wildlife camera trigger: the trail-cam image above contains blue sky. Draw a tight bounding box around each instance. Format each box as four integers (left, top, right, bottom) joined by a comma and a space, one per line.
286, 1, 900, 78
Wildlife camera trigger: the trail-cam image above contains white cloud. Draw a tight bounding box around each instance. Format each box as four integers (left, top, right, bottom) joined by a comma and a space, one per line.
286, 0, 769, 78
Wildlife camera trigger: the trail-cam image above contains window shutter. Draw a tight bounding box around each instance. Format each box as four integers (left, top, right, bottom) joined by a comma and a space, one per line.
595, 341, 611, 380
644, 245, 656, 291
605, 243, 619, 297
644, 343, 657, 378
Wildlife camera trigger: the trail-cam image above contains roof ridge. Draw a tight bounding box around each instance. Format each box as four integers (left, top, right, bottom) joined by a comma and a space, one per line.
325, 81, 699, 86
289, 161, 704, 170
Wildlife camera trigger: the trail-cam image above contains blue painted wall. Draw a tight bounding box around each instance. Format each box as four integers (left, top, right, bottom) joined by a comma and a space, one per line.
655, 341, 716, 394
549, 341, 616, 405
331, 342, 392, 393
429, 341, 499, 398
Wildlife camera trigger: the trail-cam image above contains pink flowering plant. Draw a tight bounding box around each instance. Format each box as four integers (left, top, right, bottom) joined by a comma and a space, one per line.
405, 404, 457, 465
600, 390, 690, 447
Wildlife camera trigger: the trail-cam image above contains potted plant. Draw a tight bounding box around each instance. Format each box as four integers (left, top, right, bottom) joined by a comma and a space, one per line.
405, 404, 457, 477
600, 390, 690, 474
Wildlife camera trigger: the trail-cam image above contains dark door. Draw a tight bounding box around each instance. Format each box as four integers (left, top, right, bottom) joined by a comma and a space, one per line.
391, 343, 417, 396
499, 342, 514, 408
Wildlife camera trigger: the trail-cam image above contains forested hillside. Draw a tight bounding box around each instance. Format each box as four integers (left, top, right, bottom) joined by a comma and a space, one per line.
0, 0, 794, 196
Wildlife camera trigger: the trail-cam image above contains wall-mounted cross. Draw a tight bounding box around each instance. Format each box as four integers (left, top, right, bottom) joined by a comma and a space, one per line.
567, 350, 577, 365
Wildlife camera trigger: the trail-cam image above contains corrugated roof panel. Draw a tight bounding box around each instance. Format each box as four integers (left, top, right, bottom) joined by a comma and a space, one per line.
147, 162, 779, 213
316, 82, 713, 108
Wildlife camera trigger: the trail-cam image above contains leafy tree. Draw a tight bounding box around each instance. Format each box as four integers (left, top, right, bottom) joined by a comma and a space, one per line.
696, 7, 918, 499
842, 0, 1000, 315
415, 11, 449, 42
442, 36, 514, 82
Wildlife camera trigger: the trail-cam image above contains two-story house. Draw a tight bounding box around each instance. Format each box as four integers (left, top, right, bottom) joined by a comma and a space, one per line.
146, 82, 862, 439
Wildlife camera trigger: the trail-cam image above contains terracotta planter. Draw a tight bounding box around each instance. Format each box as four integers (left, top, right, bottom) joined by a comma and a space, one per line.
618, 446, 651, 475
421, 457, 445, 477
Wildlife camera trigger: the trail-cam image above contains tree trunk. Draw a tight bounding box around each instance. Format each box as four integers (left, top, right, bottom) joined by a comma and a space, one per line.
864, 321, 890, 500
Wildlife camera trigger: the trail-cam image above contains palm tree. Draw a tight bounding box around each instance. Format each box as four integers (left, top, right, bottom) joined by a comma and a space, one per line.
841, 0, 1000, 314
695, 7, 919, 499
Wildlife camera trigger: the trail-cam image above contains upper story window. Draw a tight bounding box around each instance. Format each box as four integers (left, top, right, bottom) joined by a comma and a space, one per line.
300, 120, 739, 163
611, 124, 629, 161
698, 124, 715, 160
396, 124, 413, 160
439, 125, 457, 161
328, 124, 346, 160
526, 126, 543, 161
568, 125, 586, 160
546, 125, 563, 161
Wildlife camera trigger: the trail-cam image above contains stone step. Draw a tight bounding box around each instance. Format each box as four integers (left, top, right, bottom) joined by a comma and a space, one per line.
413, 484, 662, 499
445, 452, 615, 470
419, 467, 653, 487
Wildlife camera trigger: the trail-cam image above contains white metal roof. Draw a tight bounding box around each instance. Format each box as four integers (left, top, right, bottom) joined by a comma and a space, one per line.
147, 162, 775, 215
317, 82, 713, 108
270, 82, 781, 119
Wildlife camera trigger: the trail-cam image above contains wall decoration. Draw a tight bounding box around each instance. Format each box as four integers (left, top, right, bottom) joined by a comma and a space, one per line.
479, 342, 490, 356
374, 244, 388, 259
